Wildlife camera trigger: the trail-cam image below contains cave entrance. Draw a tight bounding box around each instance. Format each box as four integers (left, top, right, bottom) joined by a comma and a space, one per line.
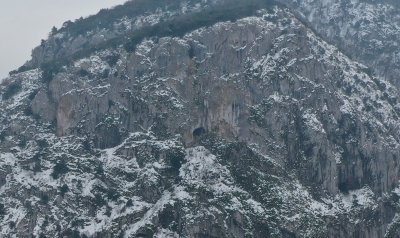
193, 127, 206, 138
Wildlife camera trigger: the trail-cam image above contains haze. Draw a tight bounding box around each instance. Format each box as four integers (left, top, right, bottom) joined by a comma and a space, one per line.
0, 0, 128, 80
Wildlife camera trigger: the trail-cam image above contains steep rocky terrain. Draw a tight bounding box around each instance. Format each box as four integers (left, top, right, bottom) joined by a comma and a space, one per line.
280, 0, 400, 87
2, 0, 400, 237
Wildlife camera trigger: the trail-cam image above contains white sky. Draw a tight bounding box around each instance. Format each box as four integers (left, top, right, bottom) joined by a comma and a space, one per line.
0, 0, 128, 79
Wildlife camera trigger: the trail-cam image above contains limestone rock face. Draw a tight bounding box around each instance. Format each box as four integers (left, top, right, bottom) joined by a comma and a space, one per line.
280, 0, 400, 87
2, 1, 400, 238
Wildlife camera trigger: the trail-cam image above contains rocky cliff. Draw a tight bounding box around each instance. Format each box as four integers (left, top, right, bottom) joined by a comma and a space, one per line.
280, 0, 400, 87
2, 0, 400, 237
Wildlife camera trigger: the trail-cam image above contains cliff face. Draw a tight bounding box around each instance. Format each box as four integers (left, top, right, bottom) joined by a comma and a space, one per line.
281, 0, 400, 87
2, 1, 400, 237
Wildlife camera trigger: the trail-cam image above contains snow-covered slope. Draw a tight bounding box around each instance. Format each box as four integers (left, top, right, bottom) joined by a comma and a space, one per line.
281, 0, 400, 87
1, 1, 400, 237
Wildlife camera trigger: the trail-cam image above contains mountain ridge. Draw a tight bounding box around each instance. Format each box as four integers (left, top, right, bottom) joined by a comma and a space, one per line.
1, 0, 400, 237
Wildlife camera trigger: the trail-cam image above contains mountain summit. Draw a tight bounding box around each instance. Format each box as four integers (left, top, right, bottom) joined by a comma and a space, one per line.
1, 0, 400, 237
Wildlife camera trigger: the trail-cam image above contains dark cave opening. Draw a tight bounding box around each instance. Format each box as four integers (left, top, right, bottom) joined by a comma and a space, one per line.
193, 127, 206, 138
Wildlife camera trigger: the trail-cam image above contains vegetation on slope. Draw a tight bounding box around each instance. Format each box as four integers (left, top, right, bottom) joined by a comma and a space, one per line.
30, 0, 274, 82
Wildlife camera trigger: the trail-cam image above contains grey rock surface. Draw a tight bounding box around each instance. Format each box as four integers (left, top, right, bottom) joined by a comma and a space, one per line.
281, 0, 400, 87
1, 1, 400, 237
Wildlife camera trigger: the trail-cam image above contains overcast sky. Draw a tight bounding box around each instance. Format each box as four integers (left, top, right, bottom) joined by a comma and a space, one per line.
0, 0, 128, 80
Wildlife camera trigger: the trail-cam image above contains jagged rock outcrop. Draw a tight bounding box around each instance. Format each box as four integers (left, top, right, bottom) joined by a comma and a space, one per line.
280, 0, 400, 88
2, 0, 400, 237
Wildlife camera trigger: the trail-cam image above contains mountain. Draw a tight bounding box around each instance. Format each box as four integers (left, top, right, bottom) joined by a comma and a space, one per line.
1, 0, 400, 237
280, 0, 400, 87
